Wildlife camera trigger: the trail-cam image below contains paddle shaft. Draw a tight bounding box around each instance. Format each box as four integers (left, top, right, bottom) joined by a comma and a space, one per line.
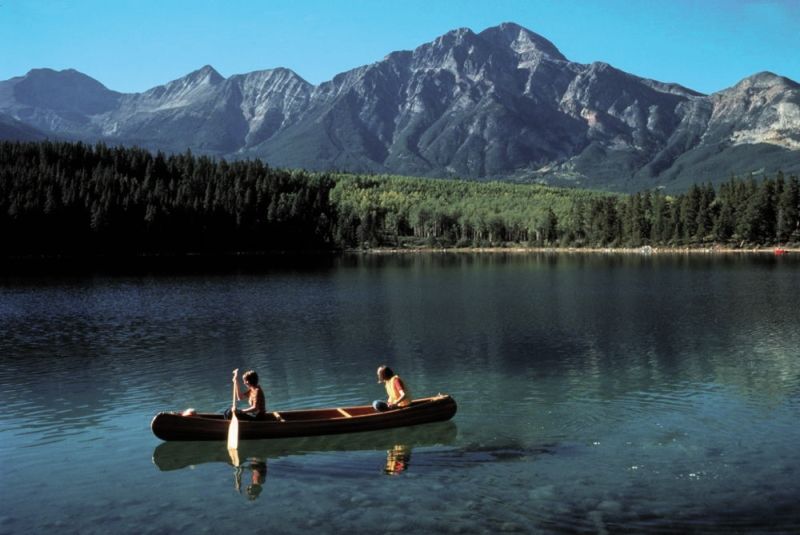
231, 375, 238, 411
227, 369, 239, 450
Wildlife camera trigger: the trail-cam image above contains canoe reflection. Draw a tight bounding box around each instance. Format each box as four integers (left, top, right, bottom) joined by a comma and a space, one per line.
152, 421, 457, 472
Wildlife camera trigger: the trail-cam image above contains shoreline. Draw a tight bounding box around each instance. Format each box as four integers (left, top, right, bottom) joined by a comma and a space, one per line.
1, 245, 797, 264
356, 245, 799, 255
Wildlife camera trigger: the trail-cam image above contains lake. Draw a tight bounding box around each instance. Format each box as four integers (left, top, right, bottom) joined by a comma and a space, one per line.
1, 253, 799, 534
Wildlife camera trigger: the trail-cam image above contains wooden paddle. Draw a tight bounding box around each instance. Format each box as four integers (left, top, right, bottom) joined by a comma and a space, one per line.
227, 368, 239, 451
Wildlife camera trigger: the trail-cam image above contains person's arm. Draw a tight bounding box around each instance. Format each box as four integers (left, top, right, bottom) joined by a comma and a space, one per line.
232, 370, 245, 402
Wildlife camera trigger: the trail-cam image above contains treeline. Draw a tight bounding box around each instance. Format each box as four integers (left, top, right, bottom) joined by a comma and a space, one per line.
334, 172, 800, 248
330, 174, 607, 247
0, 141, 336, 255
1, 140, 798, 256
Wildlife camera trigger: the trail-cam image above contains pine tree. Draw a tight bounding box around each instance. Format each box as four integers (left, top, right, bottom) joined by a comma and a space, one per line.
776, 175, 799, 243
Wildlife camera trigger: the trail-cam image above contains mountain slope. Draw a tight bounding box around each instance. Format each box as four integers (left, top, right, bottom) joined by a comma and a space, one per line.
0, 112, 48, 141
1, 22, 798, 191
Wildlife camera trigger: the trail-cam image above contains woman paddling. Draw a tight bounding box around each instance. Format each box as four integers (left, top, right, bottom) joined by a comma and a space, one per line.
224, 369, 267, 420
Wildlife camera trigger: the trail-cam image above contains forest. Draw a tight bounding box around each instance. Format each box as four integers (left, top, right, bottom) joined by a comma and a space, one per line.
1, 140, 798, 256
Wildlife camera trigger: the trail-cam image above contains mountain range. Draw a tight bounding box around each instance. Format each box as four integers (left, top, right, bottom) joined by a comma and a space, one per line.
2, 22, 799, 192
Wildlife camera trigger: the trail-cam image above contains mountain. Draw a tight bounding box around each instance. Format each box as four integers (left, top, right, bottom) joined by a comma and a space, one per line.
0, 112, 48, 141
1, 23, 799, 191
0, 68, 120, 136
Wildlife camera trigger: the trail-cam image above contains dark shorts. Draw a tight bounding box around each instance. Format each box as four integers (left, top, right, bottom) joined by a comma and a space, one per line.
223, 408, 265, 421
373, 400, 410, 411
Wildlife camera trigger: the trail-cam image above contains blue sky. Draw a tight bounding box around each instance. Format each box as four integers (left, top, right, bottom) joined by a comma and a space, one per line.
1, 0, 798, 95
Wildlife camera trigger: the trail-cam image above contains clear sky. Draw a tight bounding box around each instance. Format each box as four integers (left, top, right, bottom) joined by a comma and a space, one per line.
1, 0, 798, 95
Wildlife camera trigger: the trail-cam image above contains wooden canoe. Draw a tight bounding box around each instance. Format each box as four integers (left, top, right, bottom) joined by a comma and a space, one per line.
151, 394, 457, 441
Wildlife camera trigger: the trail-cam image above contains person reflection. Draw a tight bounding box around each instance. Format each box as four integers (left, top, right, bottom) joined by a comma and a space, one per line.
234, 457, 268, 500
384, 444, 411, 475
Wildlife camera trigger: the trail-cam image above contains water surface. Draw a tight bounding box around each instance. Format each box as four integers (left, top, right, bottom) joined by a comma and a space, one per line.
1, 253, 799, 533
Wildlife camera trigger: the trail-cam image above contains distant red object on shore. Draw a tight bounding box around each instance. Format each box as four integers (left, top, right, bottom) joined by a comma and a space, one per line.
774, 248, 787, 255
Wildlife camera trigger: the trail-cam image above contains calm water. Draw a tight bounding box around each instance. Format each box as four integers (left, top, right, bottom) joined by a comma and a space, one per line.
1, 253, 799, 534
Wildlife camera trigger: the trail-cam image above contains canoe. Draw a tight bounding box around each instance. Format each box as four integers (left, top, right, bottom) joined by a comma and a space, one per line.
151, 394, 457, 441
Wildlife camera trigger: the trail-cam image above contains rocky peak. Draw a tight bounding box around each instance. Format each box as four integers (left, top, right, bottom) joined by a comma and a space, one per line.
383, 50, 413, 63
479, 22, 567, 62
434, 27, 478, 48
13, 68, 119, 114
184, 65, 225, 85
726, 71, 799, 93
409, 26, 502, 80
236, 68, 309, 88
234, 68, 311, 110
706, 71, 800, 150
22, 67, 105, 85
135, 65, 225, 109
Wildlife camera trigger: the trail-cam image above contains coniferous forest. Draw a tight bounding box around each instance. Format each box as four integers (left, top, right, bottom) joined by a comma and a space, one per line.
1, 140, 798, 257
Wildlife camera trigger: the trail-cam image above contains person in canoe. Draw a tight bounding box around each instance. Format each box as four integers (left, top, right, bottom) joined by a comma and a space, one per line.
224, 369, 267, 420
373, 365, 411, 411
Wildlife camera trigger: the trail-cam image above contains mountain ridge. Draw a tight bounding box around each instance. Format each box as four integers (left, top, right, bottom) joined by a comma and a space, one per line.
1, 22, 798, 192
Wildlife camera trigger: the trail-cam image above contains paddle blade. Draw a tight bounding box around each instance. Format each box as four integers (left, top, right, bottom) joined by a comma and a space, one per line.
227, 413, 239, 450
228, 446, 240, 468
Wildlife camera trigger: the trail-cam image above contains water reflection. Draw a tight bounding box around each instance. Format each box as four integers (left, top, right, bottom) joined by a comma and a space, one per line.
152, 423, 457, 472
153, 425, 457, 501
383, 444, 410, 475
235, 458, 268, 501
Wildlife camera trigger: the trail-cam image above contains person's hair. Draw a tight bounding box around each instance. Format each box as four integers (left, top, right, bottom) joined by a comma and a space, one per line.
243, 370, 259, 386
378, 366, 395, 380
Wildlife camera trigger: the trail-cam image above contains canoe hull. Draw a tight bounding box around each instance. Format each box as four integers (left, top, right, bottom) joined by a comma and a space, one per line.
151, 395, 457, 441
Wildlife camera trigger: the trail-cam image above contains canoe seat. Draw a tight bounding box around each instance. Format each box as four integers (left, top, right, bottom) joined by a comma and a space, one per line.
337, 408, 353, 418
272, 411, 285, 422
